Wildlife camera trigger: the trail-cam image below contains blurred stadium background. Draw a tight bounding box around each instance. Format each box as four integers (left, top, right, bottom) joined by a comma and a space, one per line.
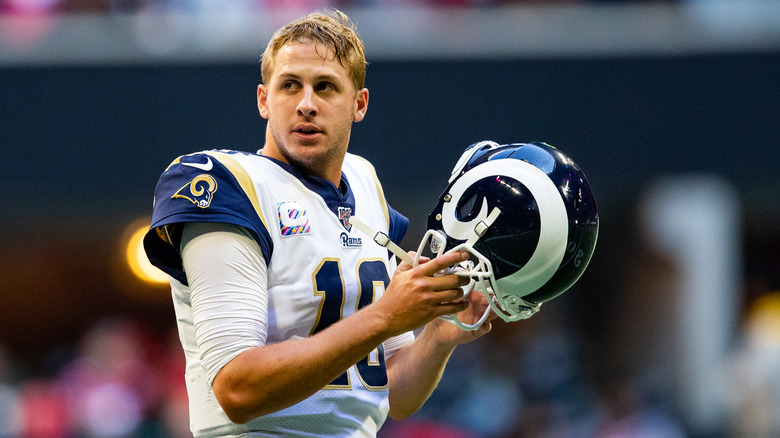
1, 0, 779, 436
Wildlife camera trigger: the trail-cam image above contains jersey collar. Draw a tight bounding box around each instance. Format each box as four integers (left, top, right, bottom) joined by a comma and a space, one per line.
260, 154, 357, 218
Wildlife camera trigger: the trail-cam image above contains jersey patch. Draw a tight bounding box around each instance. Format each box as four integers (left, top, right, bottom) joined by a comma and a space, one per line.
172, 174, 218, 208
339, 232, 362, 249
338, 206, 353, 231
277, 201, 312, 236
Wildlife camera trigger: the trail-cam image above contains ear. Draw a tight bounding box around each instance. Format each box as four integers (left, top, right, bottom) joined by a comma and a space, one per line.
257, 84, 269, 119
352, 88, 369, 122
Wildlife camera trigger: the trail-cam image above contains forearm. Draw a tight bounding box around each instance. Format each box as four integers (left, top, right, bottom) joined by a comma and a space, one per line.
213, 304, 392, 423
385, 321, 457, 420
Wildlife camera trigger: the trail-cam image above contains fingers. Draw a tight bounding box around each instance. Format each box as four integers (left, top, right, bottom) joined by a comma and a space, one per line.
435, 299, 470, 317
396, 252, 429, 271
431, 286, 466, 305
397, 250, 470, 291
416, 250, 469, 277
424, 275, 470, 314
429, 269, 470, 290
386, 249, 475, 325
418, 252, 471, 304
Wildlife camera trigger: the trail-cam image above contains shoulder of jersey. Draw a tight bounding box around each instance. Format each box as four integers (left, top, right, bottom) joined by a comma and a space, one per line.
154, 149, 262, 211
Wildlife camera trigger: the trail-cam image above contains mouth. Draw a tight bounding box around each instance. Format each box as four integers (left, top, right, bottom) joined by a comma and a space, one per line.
293, 125, 323, 136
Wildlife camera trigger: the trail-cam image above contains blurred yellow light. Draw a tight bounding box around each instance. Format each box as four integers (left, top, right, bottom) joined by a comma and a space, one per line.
125, 223, 168, 284
746, 292, 780, 347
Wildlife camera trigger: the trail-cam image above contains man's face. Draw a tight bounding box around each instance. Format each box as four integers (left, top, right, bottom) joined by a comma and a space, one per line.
258, 40, 368, 183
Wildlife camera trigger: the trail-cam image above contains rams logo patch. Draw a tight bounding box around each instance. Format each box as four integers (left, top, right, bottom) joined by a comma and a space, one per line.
340, 232, 362, 248
172, 174, 218, 208
277, 201, 311, 236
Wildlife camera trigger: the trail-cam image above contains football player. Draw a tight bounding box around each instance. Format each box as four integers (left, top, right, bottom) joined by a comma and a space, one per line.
144, 9, 495, 437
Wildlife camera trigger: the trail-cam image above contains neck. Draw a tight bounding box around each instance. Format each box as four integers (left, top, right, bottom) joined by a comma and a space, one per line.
260, 145, 345, 187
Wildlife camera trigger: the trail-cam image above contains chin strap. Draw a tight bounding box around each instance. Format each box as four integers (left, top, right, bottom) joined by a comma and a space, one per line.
350, 209, 502, 332
348, 216, 414, 265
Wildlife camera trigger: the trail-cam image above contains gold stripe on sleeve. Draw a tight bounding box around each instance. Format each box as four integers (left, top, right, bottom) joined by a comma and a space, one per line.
202, 151, 269, 232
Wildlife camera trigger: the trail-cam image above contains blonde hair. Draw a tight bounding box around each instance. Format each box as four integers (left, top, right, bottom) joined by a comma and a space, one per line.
261, 9, 367, 91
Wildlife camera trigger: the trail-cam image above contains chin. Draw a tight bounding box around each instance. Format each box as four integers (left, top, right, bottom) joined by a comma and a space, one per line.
285, 150, 330, 175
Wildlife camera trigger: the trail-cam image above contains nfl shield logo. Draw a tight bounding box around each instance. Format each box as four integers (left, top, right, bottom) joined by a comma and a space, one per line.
338, 206, 352, 231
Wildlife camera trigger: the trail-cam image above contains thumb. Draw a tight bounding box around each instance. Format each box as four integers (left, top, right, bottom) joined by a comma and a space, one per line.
477, 321, 493, 336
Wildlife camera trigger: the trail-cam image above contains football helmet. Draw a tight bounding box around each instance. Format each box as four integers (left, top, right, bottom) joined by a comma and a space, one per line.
425, 140, 599, 329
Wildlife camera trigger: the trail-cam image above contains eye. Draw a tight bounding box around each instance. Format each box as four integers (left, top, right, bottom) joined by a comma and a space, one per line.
281, 80, 300, 91
316, 82, 335, 92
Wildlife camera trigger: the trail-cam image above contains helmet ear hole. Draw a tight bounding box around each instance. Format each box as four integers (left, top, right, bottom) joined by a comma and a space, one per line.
456, 192, 478, 220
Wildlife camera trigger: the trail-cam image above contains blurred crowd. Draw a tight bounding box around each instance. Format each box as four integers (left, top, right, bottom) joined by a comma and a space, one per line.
0, 310, 686, 438
380, 303, 689, 438
0, 0, 687, 60
1, 289, 780, 437
0, 318, 190, 438
0, 0, 677, 16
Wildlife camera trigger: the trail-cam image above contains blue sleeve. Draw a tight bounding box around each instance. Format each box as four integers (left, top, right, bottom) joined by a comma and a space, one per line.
143, 152, 273, 285
387, 205, 408, 246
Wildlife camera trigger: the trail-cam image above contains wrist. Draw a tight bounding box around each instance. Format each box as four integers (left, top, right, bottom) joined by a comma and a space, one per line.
416, 319, 459, 357
355, 301, 399, 341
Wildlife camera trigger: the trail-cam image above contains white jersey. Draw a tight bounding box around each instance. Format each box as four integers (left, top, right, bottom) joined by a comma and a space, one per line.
144, 150, 413, 437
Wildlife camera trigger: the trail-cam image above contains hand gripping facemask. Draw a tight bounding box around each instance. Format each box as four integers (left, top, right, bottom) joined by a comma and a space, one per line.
350, 141, 598, 331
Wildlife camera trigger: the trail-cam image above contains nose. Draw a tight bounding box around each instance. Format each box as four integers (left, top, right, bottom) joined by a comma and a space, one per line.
296, 87, 317, 118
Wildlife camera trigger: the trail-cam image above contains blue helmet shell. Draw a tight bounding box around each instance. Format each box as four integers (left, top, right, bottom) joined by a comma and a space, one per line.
427, 141, 598, 306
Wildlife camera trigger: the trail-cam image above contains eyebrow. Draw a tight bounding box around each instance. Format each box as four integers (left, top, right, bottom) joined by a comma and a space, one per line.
277, 72, 341, 83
